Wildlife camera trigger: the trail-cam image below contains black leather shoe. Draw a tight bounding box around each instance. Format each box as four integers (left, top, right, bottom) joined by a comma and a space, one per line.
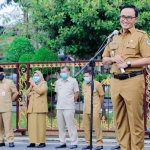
111, 145, 120, 150
27, 143, 35, 148
55, 144, 67, 148
82, 145, 91, 150
70, 145, 78, 149
36, 143, 46, 148
95, 146, 103, 150
9, 142, 15, 147
0, 143, 5, 147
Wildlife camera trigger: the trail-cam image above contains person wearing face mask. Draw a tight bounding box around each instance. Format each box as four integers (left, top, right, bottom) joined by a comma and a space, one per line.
55, 66, 79, 149
26, 70, 48, 148
82, 70, 104, 150
0, 67, 19, 148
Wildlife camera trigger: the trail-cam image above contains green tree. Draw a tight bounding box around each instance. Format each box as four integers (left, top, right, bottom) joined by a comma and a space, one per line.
28, 0, 150, 58
19, 53, 33, 62
2, 0, 150, 58
31, 47, 60, 74
4, 37, 35, 62
32, 47, 59, 62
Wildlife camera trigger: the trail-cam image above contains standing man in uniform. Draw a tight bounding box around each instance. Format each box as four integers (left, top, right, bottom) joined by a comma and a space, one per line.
82, 70, 104, 150
0, 67, 19, 147
102, 4, 150, 150
55, 66, 79, 149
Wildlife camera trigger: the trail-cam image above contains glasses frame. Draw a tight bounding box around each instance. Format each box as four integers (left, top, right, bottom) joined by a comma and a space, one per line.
119, 15, 137, 21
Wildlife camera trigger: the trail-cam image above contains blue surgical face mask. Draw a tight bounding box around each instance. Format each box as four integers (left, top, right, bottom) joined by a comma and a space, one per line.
33, 76, 40, 83
60, 73, 68, 79
84, 77, 91, 83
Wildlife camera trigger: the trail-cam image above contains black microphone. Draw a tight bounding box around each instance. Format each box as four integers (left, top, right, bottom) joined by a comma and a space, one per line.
106, 30, 119, 39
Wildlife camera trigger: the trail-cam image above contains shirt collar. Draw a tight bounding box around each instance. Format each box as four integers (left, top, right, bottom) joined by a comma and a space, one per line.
0, 78, 5, 83
119, 26, 136, 34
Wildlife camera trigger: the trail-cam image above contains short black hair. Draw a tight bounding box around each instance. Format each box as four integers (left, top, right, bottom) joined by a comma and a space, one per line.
61, 66, 70, 71
119, 4, 139, 17
84, 69, 92, 75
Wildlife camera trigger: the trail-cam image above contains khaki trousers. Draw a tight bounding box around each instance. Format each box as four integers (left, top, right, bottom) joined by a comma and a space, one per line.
57, 109, 78, 145
114, 115, 119, 145
0, 112, 14, 143
111, 75, 145, 150
28, 113, 46, 143
83, 113, 103, 146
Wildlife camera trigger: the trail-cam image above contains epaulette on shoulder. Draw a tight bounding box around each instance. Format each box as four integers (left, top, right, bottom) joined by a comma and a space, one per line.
136, 29, 146, 34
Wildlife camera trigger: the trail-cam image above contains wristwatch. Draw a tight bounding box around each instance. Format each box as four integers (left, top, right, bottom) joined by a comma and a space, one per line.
126, 61, 131, 67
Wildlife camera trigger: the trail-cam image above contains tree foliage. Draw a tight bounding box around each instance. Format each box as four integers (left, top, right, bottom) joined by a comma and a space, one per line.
19, 53, 33, 62
32, 47, 59, 62
2, 0, 150, 58
4, 37, 35, 62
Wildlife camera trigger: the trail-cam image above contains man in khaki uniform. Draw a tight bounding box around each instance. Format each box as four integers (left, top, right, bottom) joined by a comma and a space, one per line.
102, 4, 150, 150
82, 70, 104, 150
55, 66, 79, 149
0, 67, 19, 147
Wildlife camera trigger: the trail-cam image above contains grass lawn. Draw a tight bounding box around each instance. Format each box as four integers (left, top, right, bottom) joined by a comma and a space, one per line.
12, 112, 16, 128
12, 112, 150, 131
12, 112, 114, 129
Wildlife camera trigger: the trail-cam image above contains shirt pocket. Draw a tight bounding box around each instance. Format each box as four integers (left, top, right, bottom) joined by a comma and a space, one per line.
125, 42, 137, 55
65, 87, 73, 95
109, 44, 119, 57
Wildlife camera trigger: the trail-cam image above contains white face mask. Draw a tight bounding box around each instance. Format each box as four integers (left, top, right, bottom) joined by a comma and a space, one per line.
60, 73, 68, 79
84, 77, 91, 83
33, 76, 40, 82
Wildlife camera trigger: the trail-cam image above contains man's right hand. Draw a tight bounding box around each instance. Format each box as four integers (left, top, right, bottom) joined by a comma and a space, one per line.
111, 55, 124, 64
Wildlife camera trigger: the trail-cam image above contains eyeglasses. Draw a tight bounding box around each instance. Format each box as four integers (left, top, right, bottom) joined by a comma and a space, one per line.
119, 15, 137, 21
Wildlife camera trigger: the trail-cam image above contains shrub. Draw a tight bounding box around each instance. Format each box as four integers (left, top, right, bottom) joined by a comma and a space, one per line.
5, 37, 35, 62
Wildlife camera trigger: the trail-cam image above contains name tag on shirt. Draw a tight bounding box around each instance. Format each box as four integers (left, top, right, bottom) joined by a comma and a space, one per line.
2, 91, 5, 96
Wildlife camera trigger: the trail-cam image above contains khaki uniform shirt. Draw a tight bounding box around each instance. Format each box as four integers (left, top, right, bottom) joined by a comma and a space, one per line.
82, 80, 104, 114
102, 26, 150, 74
0, 78, 17, 112
55, 76, 79, 109
26, 81, 48, 113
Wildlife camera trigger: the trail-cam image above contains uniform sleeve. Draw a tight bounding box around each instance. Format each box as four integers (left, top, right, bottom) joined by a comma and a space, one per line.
55, 80, 58, 93
33, 82, 48, 95
26, 86, 32, 96
97, 83, 104, 96
82, 83, 84, 96
102, 45, 111, 57
10, 80, 17, 93
73, 79, 79, 93
139, 33, 150, 57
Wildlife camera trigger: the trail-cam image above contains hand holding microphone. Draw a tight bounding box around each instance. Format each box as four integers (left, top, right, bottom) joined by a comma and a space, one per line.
111, 55, 126, 73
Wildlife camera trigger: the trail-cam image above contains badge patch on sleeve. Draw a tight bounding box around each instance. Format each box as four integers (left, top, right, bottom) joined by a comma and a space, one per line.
146, 39, 150, 45
43, 83, 47, 87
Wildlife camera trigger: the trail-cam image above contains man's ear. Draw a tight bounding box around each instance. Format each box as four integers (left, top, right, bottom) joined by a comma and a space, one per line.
135, 17, 138, 23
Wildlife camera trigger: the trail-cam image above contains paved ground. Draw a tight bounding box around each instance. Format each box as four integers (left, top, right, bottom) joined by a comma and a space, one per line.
2, 138, 150, 150
2, 141, 150, 150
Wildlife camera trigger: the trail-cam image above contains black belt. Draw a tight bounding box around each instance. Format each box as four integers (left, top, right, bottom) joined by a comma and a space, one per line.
113, 71, 143, 80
